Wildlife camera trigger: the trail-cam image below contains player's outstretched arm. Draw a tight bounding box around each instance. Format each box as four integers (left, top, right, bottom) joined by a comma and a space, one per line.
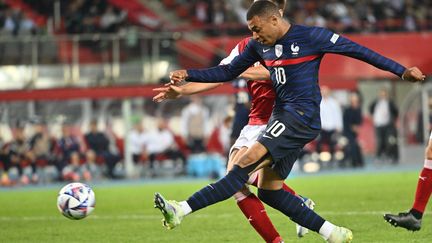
240, 66, 270, 80
310, 27, 426, 82
153, 82, 222, 103
170, 44, 261, 84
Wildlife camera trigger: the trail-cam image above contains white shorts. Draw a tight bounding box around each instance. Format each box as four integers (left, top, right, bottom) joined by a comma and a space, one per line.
229, 124, 267, 156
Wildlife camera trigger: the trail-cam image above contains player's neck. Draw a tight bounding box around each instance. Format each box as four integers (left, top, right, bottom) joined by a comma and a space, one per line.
278, 21, 291, 40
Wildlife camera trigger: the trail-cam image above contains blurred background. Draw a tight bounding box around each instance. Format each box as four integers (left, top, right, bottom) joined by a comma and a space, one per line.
0, 0, 431, 186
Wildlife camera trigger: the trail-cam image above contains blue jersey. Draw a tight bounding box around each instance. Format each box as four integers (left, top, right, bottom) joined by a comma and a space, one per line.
187, 25, 406, 129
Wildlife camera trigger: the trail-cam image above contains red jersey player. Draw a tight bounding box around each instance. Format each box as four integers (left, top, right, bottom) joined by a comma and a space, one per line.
384, 130, 432, 231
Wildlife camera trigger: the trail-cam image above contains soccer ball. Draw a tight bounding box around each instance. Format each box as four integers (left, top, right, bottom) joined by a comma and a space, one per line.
57, 182, 95, 220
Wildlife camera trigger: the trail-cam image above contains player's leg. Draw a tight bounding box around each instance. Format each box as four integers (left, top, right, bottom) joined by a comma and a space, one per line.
246, 157, 316, 238
412, 140, 432, 217
154, 141, 269, 229
230, 123, 314, 238
255, 111, 352, 242
257, 166, 352, 242
384, 135, 432, 231
229, 147, 282, 243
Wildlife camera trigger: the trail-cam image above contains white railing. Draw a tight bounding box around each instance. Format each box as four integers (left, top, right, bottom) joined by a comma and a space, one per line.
0, 32, 183, 90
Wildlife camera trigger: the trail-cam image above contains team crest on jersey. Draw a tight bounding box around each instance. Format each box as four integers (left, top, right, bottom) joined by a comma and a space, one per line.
291, 43, 299, 56
275, 44, 283, 58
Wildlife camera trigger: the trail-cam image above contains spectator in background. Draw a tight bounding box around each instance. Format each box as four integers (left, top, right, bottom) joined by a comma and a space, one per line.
369, 88, 399, 164
128, 120, 148, 164
84, 149, 101, 180
84, 120, 119, 179
208, 0, 228, 36
181, 96, 209, 153
342, 92, 364, 168
15, 12, 36, 35
316, 86, 343, 165
231, 0, 250, 25
100, 6, 127, 33
194, 0, 210, 23
28, 121, 55, 183
0, 134, 10, 185
56, 125, 82, 180
145, 119, 186, 175
6, 127, 31, 184
207, 115, 233, 156
62, 151, 91, 182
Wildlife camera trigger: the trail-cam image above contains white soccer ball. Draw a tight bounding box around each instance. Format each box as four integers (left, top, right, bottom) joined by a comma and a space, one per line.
57, 182, 95, 220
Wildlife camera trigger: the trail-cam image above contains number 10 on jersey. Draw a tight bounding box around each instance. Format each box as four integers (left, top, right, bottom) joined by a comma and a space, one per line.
274, 67, 286, 84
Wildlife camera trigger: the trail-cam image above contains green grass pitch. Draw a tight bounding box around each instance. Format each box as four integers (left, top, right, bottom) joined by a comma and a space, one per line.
1, 171, 432, 242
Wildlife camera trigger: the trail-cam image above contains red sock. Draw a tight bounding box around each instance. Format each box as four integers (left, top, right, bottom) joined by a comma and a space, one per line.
237, 194, 281, 243
412, 167, 432, 213
250, 174, 297, 196
282, 183, 297, 195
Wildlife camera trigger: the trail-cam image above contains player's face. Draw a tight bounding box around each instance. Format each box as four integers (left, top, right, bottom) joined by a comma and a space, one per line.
248, 15, 279, 46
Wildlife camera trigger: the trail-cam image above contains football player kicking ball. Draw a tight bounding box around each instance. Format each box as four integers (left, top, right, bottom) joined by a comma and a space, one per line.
154, 2, 314, 242
384, 130, 432, 231
154, 1, 425, 243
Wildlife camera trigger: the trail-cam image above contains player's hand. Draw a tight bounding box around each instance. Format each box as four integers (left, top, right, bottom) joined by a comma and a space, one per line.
169, 70, 188, 84
152, 84, 183, 102
402, 67, 426, 82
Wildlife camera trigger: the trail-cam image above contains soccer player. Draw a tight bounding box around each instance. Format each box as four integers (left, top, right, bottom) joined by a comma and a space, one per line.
384, 131, 432, 231
154, 1, 425, 242
154, 2, 314, 241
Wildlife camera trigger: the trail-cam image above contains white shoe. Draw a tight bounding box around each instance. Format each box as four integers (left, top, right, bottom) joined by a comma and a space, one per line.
296, 197, 316, 237
154, 193, 185, 229
327, 226, 353, 243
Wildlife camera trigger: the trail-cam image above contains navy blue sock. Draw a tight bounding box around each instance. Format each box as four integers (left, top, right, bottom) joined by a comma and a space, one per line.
187, 165, 251, 212
258, 188, 325, 232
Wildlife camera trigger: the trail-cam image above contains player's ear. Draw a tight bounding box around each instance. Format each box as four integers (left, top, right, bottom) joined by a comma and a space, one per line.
269, 14, 278, 26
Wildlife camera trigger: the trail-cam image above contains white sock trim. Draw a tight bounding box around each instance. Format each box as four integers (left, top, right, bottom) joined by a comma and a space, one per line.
179, 201, 192, 216
233, 190, 251, 202
424, 159, 432, 169
319, 221, 336, 240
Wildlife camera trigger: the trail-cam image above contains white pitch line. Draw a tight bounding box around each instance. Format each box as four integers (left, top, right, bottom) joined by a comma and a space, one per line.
1, 211, 419, 221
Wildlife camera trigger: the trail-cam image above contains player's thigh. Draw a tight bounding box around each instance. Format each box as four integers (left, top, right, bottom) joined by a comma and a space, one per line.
235, 142, 268, 168
258, 165, 284, 190
226, 147, 248, 172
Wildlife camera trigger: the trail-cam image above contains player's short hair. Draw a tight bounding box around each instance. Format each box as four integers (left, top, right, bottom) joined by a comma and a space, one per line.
271, 0, 286, 11
253, 0, 286, 11
247, 1, 280, 21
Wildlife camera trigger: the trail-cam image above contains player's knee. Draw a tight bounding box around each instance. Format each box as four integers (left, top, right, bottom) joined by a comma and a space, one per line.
235, 151, 258, 167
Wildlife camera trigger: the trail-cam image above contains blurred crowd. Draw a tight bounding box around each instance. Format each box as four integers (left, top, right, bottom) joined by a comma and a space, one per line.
22, 0, 127, 34
0, 120, 122, 186
0, 1, 37, 36
2, 0, 431, 38
180, 0, 432, 33
0, 85, 406, 187
0, 96, 233, 187
303, 86, 399, 170
0, 0, 128, 36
